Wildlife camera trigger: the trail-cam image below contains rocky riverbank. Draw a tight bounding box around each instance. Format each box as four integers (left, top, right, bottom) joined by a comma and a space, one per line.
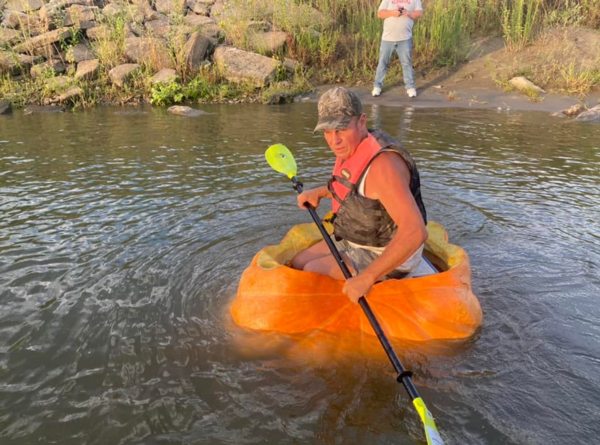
0, 0, 317, 107
1, 0, 599, 121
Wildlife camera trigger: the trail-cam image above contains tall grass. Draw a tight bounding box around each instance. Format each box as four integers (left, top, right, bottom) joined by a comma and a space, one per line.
502, 0, 542, 51
414, 0, 479, 67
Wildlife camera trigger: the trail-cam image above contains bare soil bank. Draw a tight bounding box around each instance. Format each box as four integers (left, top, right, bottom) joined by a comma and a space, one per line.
319, 28, 600, 114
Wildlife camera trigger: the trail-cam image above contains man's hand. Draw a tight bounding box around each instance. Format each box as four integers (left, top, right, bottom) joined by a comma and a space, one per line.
297, 187, 324, 210
342, 273, 376, 304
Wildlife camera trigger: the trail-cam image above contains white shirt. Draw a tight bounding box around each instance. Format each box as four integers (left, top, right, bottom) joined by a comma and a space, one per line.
378, 0, 423, 42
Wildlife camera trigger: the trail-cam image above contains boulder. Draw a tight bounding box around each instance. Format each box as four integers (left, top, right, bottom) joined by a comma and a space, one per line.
283, 57, 298, 73
46, 75, 71, 90
23, 105, 65, 114
31, 43, 61, 59
2, 10, 46, 34
133, 0, 165, 21
66, 43, 94, 63
0, 50, 40, 75
145, 19, 172, 38
124, 37, 174, 70
51, 85, 84, 103
63, 5, 97, 29
575, 105, 600, 123
248, 31, 287, 56
247, 21, 271, 33
0, 101, 12, 115
184, 14, 215, 27
108, 63, 140, 88
186, 0, 208, 15
265, 91, 294, 105
167, 105, 208, 117
181, 31, 211, 72
30, 59, 66, 77
74, 58, 99, 79
213, 46, 278, 87
562, 104, 584, 117
101, 3, 122, 17
182, 15, 221, 41
4, 0, 43, 12
45, 0, 94, 10
509, 76, 545, 94
0, 29, 22, 47
13, 27, 71, 53
86, 25, 110, 41
151, 68, 178, 84
155, 0, 186, 14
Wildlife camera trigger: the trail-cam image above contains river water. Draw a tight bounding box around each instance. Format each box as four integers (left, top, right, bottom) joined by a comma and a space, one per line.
0, 103, 599, 445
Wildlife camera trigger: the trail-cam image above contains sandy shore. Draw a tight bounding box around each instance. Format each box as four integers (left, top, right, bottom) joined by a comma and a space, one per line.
313, 81, 600, 115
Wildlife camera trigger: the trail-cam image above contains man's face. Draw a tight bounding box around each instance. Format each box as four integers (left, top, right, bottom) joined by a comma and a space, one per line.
323, 115, 367, 160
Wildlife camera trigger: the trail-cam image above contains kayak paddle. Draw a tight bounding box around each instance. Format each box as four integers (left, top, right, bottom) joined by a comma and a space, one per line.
265, 143, 445, 445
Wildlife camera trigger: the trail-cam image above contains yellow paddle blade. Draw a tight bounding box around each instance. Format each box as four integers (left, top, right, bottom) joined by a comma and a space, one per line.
413, 398, 445, 445
265, 144, 297, 179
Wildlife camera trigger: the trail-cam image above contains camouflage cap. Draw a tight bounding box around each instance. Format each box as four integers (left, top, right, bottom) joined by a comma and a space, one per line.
314, 87, 363, 132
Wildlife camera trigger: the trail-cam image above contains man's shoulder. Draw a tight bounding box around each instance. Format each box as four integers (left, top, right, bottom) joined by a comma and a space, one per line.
369, 129, 404, 150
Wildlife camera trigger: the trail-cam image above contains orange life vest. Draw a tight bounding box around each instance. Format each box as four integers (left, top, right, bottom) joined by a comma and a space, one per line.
329, 133, 382, 213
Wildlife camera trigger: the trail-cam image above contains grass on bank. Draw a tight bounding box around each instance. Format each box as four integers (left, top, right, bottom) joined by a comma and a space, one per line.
2, 0, 600, 107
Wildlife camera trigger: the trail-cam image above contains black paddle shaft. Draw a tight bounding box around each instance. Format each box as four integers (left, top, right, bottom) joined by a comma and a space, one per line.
292, 177, 420, 401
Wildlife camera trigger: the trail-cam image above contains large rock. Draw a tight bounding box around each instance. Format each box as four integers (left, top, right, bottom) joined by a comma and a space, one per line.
0, 29, 22, 47
74, 58, 99, 79
66, 43, 94, 63
0, 50, 40, 74
167, 105, 208, 117
186, 0, 208, 15
46, 75, 71, 90
183, 14, 222, 40
213, 46, 278, 87
63, 5, 97, 29
575, 105, 600, 123
13, 27, 71, 53
101, 3, 122, 17
151, 68, 178, 84
184, 14, 215, 27
51, 85, 84, 103
2, 10, 46, 34
124, 37, 174, 70
5, 0, 43, 12
509, 76, 545, 94
0, 101, 12, 115
45, 0, 94, 11
30, 59, 66, 77
31, 43, 61, 59
248, 31, 288, 56
562, 104, 584, 117
23, 105, 65, 115
86, 25, 110, 40
155, 0, 186, 14
133, 0, 165, 21
181, 31, 211, 72
108, 63, 140, 88
145, 19, 171, 37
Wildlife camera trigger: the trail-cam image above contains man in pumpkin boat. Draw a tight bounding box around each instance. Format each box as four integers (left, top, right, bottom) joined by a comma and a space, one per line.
292, 86, 435, 304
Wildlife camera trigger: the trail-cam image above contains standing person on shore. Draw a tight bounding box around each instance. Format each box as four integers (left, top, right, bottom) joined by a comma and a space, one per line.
372, 0, 423, 98
291, 87, 432, 304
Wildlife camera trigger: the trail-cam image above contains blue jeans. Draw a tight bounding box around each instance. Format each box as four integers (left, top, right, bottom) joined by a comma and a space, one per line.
373, 39, 415, 90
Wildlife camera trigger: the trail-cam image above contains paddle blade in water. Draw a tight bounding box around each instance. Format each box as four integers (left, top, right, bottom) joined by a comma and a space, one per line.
266, 144, 297, 179
413, 398, 445, 445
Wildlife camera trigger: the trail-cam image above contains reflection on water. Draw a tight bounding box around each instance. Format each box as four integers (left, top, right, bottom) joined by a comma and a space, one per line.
0, 105, 599, 445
